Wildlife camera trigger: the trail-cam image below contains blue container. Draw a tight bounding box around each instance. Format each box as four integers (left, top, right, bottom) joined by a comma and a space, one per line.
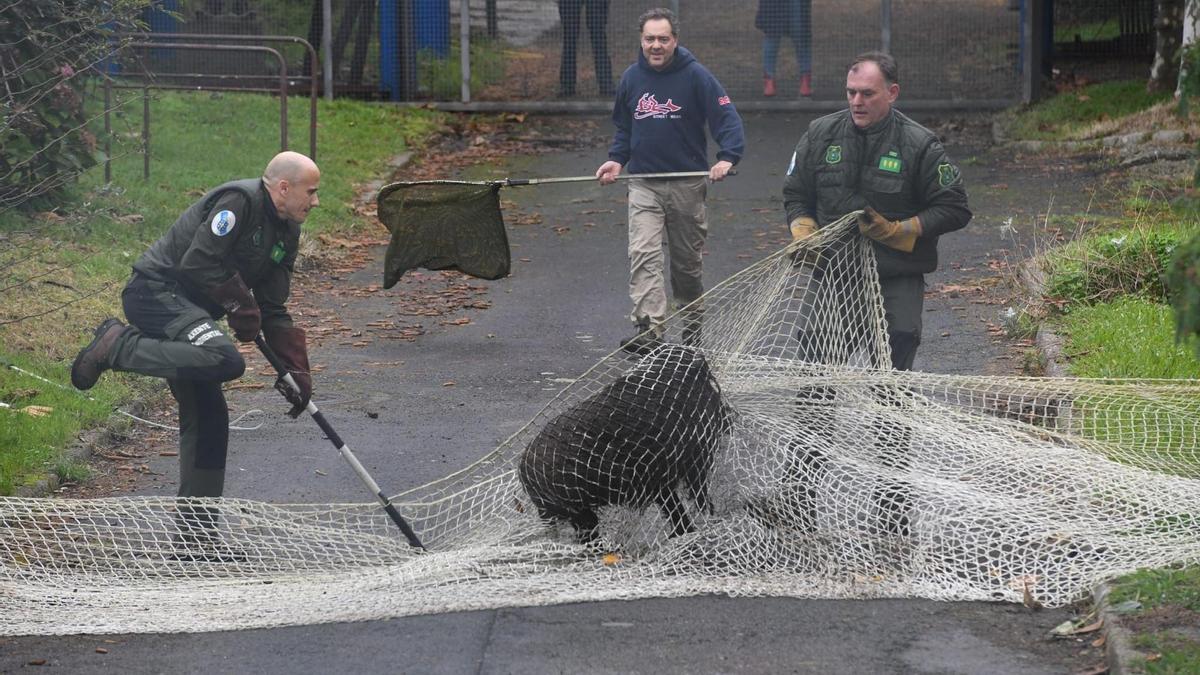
414, 0, 450, 57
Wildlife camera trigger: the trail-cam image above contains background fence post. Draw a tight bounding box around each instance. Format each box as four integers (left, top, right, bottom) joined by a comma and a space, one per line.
881, 0, 892, 53
1022, 0, 1046, 103
460, 0, 470, 103
322, 0, 333, 100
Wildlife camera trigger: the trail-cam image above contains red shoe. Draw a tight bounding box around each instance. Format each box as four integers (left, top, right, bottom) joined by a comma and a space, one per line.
763, 76, 777, 97
799, 73, 812, 98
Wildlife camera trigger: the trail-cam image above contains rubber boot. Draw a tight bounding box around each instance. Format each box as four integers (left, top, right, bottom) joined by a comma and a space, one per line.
763, 75, 777, 97
799, 73, 812, 98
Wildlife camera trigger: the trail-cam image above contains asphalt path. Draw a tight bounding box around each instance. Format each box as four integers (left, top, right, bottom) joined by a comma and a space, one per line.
1, 112, 1108, 674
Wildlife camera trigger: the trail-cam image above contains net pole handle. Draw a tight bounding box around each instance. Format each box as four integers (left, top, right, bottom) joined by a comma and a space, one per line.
506, 169, 736, 186
254, 334, 426, 549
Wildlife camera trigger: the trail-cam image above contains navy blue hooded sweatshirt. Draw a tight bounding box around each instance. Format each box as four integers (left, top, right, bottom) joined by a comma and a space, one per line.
608, 46, 745, 174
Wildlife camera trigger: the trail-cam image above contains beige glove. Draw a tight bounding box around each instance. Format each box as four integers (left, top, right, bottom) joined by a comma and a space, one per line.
789, 216, 817, 242
788, 216, 819, 268
856, 207, 922, 253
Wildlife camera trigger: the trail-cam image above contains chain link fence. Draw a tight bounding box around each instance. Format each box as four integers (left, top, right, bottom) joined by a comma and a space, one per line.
128, 0, 1027, 106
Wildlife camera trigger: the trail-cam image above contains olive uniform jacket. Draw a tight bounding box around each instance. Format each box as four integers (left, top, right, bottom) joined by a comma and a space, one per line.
783, 108, 971, 278
132, 178, 300, 330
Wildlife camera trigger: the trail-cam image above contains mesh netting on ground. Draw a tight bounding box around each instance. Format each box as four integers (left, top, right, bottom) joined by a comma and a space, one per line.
4, 214, 1199, 636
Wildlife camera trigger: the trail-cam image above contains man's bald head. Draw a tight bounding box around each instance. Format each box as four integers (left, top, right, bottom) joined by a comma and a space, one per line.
263, 151, 320, 224
264, 151, 318, 187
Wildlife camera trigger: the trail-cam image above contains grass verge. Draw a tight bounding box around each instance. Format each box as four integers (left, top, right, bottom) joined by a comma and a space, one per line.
1005, 80, 1173, 141
1009, 82, 1200, 669
0, 88, 443, 495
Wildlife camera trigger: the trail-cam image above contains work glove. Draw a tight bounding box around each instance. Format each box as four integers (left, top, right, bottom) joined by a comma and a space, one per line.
208, 274, 261, 342
789, 216, 821, 269
856, 207, 922, 253
264, 324, 312, 418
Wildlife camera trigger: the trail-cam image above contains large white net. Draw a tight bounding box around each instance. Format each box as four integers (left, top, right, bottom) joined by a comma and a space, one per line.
4, 214, 1200, 636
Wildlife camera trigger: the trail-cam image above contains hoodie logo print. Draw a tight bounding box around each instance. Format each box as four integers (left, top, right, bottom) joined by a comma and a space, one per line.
634, 93, 683, 119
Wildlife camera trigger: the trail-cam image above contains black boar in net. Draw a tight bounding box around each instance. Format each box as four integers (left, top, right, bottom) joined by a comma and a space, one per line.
518, 345, 734, 543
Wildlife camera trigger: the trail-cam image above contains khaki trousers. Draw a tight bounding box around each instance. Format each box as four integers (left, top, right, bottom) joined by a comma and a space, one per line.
626, 177, 708, 330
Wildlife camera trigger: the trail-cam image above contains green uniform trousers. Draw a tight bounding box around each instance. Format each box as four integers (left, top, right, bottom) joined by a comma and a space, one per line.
111, 273, 247, 498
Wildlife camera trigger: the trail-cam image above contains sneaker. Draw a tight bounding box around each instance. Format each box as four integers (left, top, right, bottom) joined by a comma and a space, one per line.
619, 319, 662, 355
763, 76, 777, 97
799, 73, 812, 98
70, 318, 126, 390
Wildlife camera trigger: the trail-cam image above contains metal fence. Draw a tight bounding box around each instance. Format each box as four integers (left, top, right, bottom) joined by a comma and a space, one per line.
130, 0, 1041, 107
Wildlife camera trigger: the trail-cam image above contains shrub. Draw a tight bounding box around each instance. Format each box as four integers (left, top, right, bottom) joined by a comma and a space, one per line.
1045, 228, 1187, 306
0, 0, 143, 209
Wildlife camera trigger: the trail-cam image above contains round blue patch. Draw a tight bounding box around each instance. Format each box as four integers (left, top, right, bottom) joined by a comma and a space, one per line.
210, 210, 236, 237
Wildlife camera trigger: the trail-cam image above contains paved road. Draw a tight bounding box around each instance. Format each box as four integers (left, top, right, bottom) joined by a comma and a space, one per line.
1, 113, 1108, 674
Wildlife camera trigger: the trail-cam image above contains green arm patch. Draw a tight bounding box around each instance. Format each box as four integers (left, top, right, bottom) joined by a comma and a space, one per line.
937, 163, 961, 187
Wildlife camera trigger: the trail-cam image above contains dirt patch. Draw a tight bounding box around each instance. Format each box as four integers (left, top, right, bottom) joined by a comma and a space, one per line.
1125, 605, 1200, 637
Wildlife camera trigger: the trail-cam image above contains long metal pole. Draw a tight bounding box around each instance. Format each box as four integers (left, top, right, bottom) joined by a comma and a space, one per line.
322, 0, 333, 101
254, 334, 425, 549
460, 0, 471, 103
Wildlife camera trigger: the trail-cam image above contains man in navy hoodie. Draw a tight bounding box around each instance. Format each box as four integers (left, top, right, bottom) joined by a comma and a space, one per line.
595, 7, 744, 352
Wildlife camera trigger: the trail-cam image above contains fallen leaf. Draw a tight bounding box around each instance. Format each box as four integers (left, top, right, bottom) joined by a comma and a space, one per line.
442, 381, 456, 387
20, 405, 52, 417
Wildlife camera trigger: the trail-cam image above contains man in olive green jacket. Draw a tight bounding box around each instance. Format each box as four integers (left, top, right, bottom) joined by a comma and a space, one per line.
771, 52, 970, 539
70, 151, 320, 555
783, 51, 971, 371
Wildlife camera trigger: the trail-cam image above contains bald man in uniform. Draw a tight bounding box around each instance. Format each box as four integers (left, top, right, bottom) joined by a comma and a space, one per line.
70, 151, 320, 556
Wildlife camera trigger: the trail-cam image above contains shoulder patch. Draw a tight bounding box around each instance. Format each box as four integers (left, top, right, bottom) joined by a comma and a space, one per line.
937, 163, 961, 187
210, 210, 236, 237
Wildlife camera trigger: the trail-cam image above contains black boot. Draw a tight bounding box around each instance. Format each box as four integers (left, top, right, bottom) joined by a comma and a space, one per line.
681, 309, 704, 347
619, 318, 662, 355
171, 503, 246, 563
70, 318, 126, 390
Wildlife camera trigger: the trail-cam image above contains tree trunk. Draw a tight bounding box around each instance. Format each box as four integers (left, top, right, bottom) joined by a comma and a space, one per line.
1150, 0, 1185, 92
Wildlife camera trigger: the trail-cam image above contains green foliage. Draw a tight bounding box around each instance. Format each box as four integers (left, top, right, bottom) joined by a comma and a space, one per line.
1045, 228, 1186, 306
0, 0, 143, 209
0, 351, 128, 496
1054, 19, 1121, 43
1111, 566, 1200, 613
1057, 297, 1200, 378
418, 39, 507, 100
1110, 566, 1200, 675
1166, 230, 1200, 355
1007, 80, 1172, 141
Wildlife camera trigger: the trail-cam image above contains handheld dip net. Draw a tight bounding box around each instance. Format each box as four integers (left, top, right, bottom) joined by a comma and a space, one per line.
4, 214, 1200, 636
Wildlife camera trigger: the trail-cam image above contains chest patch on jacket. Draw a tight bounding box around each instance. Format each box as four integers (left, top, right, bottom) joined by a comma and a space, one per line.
634, 93, 683, 120
824, 145, 842, 164
878, 153, 902, 173
270, 241, 287, 264
210, 210, 236, 237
